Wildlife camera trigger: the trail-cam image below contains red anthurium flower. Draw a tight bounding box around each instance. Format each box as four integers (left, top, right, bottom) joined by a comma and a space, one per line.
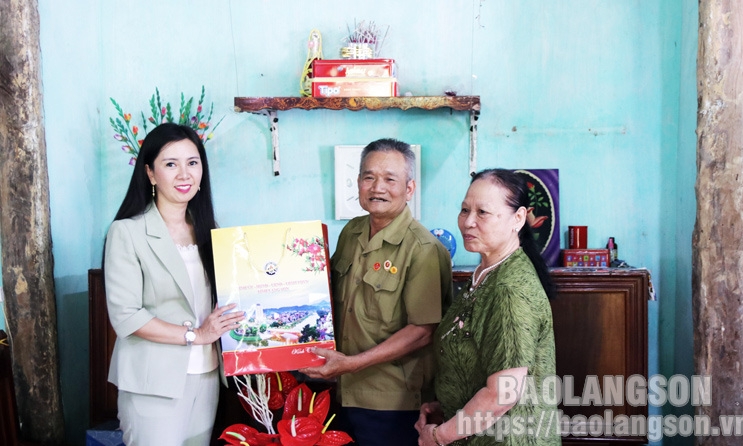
282, 384, 314, 420
307, 389, 331, 424
132, 126, 138, 135
268, 390, 285, 411
219, 423, 279, 446
239, 384, 284, 417
137, 139, 144, 147
240, 372, 300, 416
316, 430, 354, 446
269, 372, 299, 398
527, 181, 534, 189
229, 374, 351, 446
277, 416, 323, 446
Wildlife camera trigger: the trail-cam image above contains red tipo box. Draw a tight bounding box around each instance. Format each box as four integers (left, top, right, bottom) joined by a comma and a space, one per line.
562, 249, 610, 267
311, 78, 398, 98
312, 59, 396, 78
311, 59, 398, 98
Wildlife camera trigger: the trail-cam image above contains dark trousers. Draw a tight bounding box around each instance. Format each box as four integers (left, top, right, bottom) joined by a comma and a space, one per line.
339, 406, 419, 446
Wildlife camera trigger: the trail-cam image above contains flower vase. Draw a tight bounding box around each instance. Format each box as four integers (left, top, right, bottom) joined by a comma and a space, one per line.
341, 43, 373, 59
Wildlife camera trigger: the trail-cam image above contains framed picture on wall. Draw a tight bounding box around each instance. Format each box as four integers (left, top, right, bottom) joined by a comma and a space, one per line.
514, 169, 560, 267
334, 144, 422, 220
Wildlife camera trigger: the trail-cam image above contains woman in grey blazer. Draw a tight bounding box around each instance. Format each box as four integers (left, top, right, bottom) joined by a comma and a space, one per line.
104, 123, 245, 445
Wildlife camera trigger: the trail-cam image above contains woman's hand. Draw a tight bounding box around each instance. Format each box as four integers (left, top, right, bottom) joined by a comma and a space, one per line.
195, 303, 245, 345
418, 423, 444, 446
416, 401, 443, 433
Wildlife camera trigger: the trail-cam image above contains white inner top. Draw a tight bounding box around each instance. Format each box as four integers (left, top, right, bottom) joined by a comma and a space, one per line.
177, 244, 218, 374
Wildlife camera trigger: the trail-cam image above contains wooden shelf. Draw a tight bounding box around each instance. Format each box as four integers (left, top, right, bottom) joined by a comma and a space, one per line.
234, 96, 481, 175
234, 96, 480, 112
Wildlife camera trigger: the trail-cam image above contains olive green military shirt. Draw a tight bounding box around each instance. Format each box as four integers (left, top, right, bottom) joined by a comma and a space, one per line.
331, 206, 453, 410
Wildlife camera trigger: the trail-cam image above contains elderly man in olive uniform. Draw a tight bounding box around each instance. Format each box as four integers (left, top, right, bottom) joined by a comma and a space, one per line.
301, 138, 453, 446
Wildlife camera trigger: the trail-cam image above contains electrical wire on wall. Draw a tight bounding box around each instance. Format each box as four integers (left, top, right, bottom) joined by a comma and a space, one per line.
229, 0, 241, 96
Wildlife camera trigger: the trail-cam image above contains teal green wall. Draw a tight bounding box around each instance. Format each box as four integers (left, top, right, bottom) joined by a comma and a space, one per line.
661, 2, 697, 445
0, 1, 695, 444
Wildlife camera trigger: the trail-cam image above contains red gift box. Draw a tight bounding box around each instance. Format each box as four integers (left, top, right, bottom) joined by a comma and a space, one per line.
312, 59, 396, 78
562, 249, 610, 267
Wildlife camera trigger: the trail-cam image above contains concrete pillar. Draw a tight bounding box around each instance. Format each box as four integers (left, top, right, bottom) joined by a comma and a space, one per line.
695, 1, 743, 444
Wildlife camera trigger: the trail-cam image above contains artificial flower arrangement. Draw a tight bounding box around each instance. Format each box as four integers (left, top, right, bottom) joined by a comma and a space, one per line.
340, 20, 388, 59
109, 86, 223, 165
220, 372, 353, 446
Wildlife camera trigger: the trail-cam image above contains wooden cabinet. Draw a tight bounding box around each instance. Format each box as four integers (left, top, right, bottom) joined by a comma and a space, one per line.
0, 330, 19, 445
453, 267, 650, 445
88, 269, 118, 427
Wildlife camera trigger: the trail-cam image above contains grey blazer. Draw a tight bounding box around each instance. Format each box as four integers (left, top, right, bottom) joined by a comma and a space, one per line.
104, 204, 206, 398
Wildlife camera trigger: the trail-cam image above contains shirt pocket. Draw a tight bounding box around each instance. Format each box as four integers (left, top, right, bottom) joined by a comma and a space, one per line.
332, 257, 352, 302
362, 268, 403, 325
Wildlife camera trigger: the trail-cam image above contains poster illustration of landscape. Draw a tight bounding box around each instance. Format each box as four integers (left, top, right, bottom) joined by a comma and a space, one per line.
211, 220, 334, 375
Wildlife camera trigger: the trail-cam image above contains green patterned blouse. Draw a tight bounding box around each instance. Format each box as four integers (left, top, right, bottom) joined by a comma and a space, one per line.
434, 248, 561, 445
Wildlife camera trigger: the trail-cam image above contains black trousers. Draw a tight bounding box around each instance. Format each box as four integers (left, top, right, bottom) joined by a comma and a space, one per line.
339, 406, 420, 446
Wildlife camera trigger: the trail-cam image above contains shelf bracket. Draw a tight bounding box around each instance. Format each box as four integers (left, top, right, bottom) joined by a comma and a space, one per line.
235, 96, 480, 177
251, 109, 281, 176
469, 109, 480, 176
268, 110, 280, 176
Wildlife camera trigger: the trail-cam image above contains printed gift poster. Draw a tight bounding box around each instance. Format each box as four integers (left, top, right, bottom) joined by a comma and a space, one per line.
211, 220, 335, 375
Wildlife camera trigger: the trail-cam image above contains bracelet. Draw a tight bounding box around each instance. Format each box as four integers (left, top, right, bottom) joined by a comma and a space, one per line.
432, 425, 445, 446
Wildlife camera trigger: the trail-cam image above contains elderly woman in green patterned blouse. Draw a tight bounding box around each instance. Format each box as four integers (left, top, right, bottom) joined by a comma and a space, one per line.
415, 169, 561, 446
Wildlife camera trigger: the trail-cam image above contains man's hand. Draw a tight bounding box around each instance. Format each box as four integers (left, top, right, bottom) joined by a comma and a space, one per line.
299, 347, 358, 379
301, 323, 436, 380
415, 401, 444, 433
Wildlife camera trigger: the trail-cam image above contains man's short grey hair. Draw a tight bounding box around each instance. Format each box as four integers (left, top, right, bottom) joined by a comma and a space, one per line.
359, 138, 415, 182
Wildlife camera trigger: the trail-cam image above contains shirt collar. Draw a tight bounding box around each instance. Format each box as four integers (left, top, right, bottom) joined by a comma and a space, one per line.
363, 206, 413, 252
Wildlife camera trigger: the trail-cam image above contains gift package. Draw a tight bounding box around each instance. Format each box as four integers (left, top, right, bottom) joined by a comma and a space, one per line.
311, 59, 398, 98
211, 220, 335, 375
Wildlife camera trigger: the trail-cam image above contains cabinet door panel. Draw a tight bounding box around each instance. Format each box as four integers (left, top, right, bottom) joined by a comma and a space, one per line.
552, 291, 627, 398
550, 270, 649, 444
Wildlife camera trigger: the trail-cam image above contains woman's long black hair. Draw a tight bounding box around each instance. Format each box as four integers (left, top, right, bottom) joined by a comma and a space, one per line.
112, 123, 218, 302
470, 168, 556, 300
